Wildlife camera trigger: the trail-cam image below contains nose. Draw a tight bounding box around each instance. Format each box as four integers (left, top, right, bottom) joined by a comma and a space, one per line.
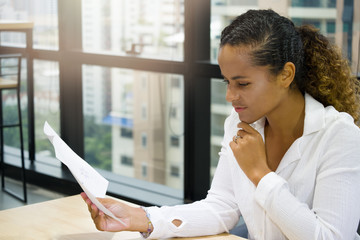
225, 85, 239, 103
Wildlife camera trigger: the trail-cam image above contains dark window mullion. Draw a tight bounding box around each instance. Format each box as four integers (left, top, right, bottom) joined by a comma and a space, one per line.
184, 0, 211, 203
58, 0, 84, 158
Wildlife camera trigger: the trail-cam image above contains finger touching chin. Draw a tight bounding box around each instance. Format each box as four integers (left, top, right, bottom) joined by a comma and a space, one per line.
229, 140, 237, 150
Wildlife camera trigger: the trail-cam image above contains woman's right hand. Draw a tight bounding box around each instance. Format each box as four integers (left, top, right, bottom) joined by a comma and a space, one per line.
81, 192, 151, 233
81, 192, 132, 232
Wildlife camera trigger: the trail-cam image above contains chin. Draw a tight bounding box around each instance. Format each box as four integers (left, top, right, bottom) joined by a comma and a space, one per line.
238, 114, 261, 125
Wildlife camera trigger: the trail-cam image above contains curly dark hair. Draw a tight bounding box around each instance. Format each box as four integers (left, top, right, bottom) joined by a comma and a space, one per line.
220, 9, 360, 123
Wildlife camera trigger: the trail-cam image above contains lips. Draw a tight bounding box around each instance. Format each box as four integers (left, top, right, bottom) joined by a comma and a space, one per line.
234, 106, 247, 113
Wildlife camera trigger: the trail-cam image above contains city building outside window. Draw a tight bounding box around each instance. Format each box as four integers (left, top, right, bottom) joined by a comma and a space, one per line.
82, 0, 184, 61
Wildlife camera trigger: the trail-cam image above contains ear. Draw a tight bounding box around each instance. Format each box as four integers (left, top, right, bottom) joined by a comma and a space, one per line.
278, 62, 295, 88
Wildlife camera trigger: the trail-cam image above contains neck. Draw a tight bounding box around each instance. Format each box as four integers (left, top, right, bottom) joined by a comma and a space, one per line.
265, 90, 305, 140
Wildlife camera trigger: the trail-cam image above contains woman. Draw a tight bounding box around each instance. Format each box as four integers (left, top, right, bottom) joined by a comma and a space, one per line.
82, 9, 360, 239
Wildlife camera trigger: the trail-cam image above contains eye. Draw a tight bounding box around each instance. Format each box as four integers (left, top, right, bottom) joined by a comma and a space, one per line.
222, 79, 249, 87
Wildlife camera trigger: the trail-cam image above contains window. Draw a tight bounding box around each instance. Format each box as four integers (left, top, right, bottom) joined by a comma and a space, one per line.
0, 0, 59, 50
82, 65, 184, 191
0, 57, 25, 159
210, 78, 232, 180
121, 155, 133, 166
291, 0, 336, 8
170, 165, 180, 177
120, 127, 133, 138
2, 58, 61, 167
81, 0, 184, 61
34, 60, 60, 165
141, 132, 147, 148
170, 135, 180, 147
142, 163, 148, 178
170, 106, 178, 118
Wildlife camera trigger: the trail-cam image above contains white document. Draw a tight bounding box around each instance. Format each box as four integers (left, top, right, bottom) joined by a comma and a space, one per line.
43, 121, 125, 226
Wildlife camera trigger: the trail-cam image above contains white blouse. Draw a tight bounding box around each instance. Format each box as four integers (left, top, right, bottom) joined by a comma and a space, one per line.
146, 93, 360, 240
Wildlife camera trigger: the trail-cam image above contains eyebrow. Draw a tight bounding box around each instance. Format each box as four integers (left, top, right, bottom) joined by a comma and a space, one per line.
221, 74, 247, 80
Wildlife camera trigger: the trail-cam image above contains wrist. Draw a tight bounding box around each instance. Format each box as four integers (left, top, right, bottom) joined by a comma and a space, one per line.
128, 207, 153, 233
251, 167, 272, 186
128, 207, 152, 232
139, 207, 153, 238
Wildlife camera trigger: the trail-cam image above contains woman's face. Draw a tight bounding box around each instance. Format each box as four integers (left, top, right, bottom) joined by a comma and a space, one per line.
218, 44, 287, 124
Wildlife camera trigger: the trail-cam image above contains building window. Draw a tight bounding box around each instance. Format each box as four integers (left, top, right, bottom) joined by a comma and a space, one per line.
141, 104, 147, 120
120, 127, 133, 138
170, 106, 177, 119
121, 155, 133, 166
142, 163, 147, 177
141, 132, 147, 148
170, 135, 179, 147
170, 165, 180, 177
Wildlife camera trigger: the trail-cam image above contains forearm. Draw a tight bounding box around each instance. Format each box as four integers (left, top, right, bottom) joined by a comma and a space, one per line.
255, 172, 360, 239
146, 199, 239, 239
255, 174, 319, 239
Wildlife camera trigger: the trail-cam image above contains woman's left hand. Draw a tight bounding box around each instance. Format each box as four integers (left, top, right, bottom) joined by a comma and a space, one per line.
229, 122, 271, 186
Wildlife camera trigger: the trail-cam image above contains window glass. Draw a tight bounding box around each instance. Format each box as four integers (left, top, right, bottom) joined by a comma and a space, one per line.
82, 0, 184, 61
34, 60, 60, 166
0, 57, 26, 158
82, 65, 184, 191
170, 165, 180, 177
210, 0, 360, 177
291, 0, 336, 8
210, 78, 232, 180
170, 135, 179, 147
1, 59, 60, 165
0, 0, 59, 50
121, 155, 133, 166
120, 127, 133, 138
141, 133, 147, 148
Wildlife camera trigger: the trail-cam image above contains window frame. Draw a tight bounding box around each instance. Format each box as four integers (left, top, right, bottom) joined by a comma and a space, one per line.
59, 0, 218, 204
0, 0, 218, 205
55, 0, 360, 204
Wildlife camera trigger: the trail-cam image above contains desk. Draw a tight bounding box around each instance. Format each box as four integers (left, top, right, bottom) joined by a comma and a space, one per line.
0, 195, 246, 240
0, 20, 35, 161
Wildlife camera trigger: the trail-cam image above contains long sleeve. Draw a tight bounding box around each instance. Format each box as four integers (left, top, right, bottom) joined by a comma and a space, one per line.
254, 114, 360, 240
146, 112, 241, 239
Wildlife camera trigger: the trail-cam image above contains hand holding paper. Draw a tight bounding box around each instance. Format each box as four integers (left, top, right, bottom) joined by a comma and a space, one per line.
43, 121, 125, 226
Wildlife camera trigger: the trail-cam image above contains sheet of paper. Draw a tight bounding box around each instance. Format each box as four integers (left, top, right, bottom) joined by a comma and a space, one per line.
43, 121, 125, 226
